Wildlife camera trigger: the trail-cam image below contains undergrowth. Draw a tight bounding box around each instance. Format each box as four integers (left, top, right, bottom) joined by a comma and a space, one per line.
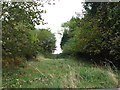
2, 56, 119, 88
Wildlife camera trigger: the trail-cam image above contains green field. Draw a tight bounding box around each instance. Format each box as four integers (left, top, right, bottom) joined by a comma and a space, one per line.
2, 56, 119, 88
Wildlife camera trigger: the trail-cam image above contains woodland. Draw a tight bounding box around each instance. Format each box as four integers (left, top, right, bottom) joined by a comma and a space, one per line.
1, 1, 120, 88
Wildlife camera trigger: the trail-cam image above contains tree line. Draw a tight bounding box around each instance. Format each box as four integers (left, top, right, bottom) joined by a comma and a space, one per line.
61, 2, 120, 68
2, 2, 56, 67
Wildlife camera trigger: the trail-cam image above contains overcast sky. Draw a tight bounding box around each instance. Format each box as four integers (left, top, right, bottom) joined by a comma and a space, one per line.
35, 0, 84, 54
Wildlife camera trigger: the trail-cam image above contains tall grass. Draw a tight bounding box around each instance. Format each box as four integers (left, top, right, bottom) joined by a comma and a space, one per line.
2, 56, 119, 88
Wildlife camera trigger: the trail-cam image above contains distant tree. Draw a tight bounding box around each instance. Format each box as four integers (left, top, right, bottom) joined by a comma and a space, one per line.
29, 29, 56, 54
61, 17, 80, 49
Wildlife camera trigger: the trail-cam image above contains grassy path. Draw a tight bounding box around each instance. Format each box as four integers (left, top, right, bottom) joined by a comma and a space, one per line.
2, 57, 119, 88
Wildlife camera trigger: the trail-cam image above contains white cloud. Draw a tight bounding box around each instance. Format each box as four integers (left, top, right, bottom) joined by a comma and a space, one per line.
35, 0, 84, 54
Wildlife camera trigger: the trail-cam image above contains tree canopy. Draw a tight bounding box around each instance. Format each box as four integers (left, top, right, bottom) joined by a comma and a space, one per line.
61, 2, 120, 67
2, 1, 56, 67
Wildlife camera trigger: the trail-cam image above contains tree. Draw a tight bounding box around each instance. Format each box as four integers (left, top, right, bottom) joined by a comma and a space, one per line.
29, 29, 56, 54
61, 2, 120, 67
61, 17, 80, 49
2, 1, 56, 67
83, 2, 120, 64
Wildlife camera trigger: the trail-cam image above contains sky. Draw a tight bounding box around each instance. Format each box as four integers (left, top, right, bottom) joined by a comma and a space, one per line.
35, 0, 84, 54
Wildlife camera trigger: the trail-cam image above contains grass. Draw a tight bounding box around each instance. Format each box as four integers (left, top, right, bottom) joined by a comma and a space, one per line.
2, 56, 119, 88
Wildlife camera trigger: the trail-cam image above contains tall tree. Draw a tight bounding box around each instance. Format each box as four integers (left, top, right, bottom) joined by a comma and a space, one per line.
2, 2, 44, 57
2, 1, 56, 67
61, 2, 120, 67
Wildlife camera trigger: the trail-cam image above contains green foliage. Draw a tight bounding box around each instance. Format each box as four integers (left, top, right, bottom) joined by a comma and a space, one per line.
2, 2, 44, 26
61, 17, 80, 49
61, 3, 120, 67
2, 2, 56, 67
29, 29, 56, 54
2, 2, 43, 58
3, 22, 31, 57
